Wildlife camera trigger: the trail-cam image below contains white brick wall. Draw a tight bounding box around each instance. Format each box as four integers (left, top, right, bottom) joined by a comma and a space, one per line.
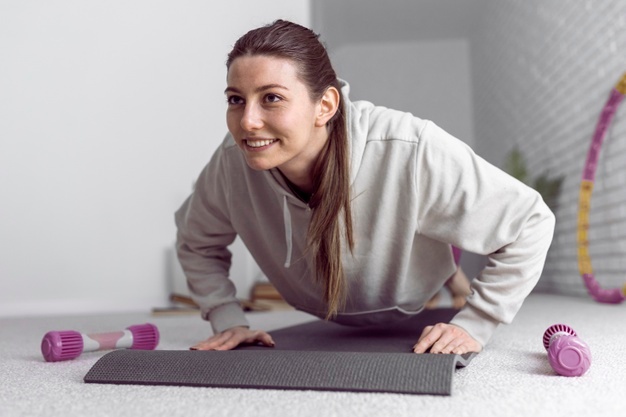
471, 1, 626, 296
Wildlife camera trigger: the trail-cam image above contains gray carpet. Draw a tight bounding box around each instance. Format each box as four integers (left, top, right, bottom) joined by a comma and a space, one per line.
3, 294, 626, 417
84, 308, 474, 395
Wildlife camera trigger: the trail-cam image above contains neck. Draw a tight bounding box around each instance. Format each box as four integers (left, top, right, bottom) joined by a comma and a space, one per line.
284, 175, 314, 202
279, 168, 315, 196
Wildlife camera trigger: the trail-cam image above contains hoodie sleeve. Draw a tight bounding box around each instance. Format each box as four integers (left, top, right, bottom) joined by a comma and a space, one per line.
174, 141, 249, 335
415, 121, 556, 348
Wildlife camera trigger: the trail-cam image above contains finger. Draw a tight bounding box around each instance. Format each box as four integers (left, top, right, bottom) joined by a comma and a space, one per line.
413, 325, 441, 353
240, 330, 274, 347
190, 331, 232, 350
435, 325, 483, 354
213, 333, 246, 351
451, 344, 468, 355
247, 331, 275, 347
215, 329, 274, 350
453, 338, 482, 355
434, 334, 465, 354
190, 328, 274, 351
191, 326, 247, 350
429, 325, 461, 354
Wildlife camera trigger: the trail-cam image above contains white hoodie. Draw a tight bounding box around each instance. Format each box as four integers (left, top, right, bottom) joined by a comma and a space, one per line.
175, 82, 555, 348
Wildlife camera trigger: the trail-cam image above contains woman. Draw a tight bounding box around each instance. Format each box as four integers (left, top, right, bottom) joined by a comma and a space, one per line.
175, 20, 555, 355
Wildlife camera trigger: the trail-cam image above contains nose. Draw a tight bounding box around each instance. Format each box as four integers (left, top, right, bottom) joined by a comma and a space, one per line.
240, 103, 263, 132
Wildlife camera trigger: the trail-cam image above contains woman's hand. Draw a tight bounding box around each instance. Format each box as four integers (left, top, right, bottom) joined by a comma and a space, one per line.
413, 323, 482, 355
190, 326, 275, 351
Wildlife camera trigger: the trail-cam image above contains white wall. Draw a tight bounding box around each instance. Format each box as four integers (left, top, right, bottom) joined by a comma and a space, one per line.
470, 1, 626, 296
331, 40, 475, 147
0, 1, 310, 317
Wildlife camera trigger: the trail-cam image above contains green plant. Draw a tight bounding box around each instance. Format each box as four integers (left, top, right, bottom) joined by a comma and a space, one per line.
504, 147, 564, 211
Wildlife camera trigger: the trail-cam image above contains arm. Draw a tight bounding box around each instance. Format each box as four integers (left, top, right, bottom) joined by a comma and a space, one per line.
414, 122, 556, 353
174, 141, 250, 336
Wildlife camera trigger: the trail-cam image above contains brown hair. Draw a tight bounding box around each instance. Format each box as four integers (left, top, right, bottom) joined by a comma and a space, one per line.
226, 20, 354, 318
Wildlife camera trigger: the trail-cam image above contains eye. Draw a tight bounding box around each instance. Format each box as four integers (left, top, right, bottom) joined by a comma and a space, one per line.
264, 93, 282, 103
226, 95, 244, 105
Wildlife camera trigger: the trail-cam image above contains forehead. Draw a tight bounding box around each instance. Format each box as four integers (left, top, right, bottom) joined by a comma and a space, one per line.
227, 55, 302, 88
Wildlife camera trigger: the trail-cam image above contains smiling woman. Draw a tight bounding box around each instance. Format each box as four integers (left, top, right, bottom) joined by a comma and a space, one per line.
220, 21, 355, 330
174, 20, 555, 357
224, 56, 337, 184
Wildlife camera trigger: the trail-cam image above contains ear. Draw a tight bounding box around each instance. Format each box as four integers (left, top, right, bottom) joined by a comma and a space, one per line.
314, 86, 340, 127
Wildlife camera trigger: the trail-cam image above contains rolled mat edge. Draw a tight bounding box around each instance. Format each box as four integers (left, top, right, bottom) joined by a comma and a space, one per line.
84, 349, 474, 395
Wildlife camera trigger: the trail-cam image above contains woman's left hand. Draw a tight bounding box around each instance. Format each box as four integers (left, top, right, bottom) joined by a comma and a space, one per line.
413, 323, 482, 354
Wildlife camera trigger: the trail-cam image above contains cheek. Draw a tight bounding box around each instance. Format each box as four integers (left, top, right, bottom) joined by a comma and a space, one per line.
225, 113, 246, 151
278, 108, 315, 135
226, 111, 239, 133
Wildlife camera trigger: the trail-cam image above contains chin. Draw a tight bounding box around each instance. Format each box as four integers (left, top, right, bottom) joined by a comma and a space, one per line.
244, 158, 276, 172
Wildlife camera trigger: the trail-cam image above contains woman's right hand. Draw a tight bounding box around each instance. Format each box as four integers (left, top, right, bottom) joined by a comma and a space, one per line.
190, 326, 275, 351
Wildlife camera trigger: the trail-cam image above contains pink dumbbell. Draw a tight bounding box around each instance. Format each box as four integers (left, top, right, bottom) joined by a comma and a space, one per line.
41, 323, 159, 362
542, 324, 591, 376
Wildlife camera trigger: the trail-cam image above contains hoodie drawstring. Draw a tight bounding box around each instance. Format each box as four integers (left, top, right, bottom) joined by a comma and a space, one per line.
283, 195, 293, 268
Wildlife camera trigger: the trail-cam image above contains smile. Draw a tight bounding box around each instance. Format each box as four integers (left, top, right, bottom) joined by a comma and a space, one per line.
245, 139, 278, 148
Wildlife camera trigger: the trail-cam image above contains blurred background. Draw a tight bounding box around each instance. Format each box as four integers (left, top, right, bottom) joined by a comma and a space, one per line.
1, 0, 625, 317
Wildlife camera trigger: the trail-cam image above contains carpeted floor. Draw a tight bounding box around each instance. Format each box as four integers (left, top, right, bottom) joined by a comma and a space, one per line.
1, 292, 625, 417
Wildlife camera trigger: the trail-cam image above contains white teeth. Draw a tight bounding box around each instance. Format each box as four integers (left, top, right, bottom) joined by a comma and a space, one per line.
246, 139, 276, 148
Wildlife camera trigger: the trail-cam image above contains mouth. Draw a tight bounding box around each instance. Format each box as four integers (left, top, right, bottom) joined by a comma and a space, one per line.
244, 138, 278, 150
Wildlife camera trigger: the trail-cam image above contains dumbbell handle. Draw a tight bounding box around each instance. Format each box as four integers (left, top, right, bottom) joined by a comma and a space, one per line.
42, 323, 159, 362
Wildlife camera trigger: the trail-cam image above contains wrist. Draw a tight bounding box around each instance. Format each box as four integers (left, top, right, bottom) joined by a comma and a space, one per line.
208, 302, 250, 334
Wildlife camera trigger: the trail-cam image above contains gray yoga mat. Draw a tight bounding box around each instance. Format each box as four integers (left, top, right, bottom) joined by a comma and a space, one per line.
84, 308, 475, 395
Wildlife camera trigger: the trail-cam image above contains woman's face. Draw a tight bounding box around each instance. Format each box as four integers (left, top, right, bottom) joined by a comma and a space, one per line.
225, 55, 330, 184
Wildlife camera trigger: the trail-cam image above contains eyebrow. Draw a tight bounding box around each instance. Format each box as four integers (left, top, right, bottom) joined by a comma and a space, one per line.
224, 84, 289, 94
